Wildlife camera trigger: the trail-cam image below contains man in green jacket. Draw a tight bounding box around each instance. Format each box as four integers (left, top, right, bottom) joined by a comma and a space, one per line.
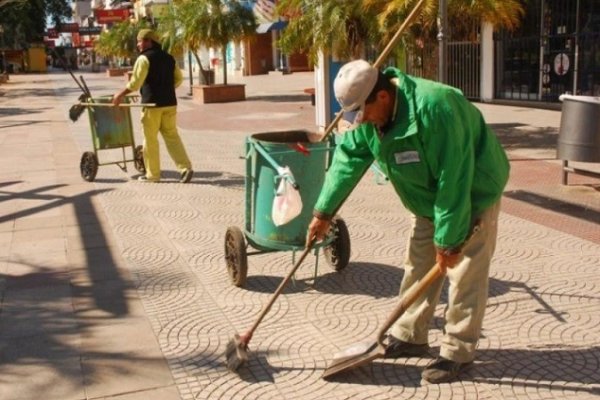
307, 60, 509, 383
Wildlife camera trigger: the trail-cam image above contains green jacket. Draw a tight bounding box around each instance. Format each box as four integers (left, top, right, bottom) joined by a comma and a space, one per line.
315, 68, 510, 249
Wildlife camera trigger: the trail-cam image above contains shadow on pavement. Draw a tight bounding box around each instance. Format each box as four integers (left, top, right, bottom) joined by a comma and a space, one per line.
0, 183, 129, 317
491, 123, 558, 151
244, 275, 311, 294
0, 179, 144, 390
158, 170, 244, 187
312, 262, 403, 298
0, 107, 51, 117
0, 120, 48, 129
322, 360, 424, 387
466, 346, 600, 396
247, 94, 312, 103
315, 263, 514, 301
3, 87, 81, 98
504, 189, 600, 222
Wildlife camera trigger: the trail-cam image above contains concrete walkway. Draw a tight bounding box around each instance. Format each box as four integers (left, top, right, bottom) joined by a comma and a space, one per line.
0, 69, 599, 400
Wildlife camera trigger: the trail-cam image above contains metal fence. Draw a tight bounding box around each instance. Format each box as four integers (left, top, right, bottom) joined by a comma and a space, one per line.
576, 32, 600, 96
404, 40, 481, 100
448, 41, 480, 99
494, 35, 541, 101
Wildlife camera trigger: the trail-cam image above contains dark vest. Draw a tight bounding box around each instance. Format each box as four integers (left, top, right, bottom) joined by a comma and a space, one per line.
140, 45, 177, 107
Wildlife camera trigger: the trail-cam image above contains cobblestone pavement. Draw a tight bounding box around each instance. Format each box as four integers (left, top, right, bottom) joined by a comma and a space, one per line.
1, 70, 599, 400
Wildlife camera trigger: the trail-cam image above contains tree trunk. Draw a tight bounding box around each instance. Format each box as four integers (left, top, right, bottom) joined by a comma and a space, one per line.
192, 52, 211, 85
221, 46, 227, 85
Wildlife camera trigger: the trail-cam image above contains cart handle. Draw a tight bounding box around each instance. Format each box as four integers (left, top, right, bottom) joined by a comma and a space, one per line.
251, 141, 299, 189
77, 102, 156, 108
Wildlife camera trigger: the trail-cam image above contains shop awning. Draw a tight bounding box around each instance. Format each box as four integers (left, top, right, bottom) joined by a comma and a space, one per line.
256, 20, 288, 34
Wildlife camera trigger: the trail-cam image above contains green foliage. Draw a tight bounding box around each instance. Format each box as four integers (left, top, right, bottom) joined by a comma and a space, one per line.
277, 0, 381, 64
94, 20, 150, 60
156, 0, 257, 85
365, 0, 525, 42
0, 0, 71, 48
277, 0, 526, 64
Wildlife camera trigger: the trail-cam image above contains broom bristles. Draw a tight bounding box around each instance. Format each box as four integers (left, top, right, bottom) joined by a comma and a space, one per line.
69, 105, 85, 122
225, 333, 248, 372
69, 94, 89, 122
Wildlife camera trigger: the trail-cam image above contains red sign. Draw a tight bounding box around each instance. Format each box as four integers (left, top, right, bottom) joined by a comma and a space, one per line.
72, 32, 81, 47
58, 22, 79, 33
45, 40, 56, 48
94, 9, 130, 24
84, 40, 94, 48
46, 28, 58, 39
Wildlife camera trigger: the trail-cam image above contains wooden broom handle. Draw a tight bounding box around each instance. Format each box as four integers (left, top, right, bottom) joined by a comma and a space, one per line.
376, 262, 446, 346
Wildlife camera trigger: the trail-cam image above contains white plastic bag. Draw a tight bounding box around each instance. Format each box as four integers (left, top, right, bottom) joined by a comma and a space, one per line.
272, 167, 303, 226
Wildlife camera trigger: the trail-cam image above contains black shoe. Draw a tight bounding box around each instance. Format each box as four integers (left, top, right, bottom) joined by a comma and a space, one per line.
384, 336, 429, 358
421, 357, 472, 383
180, 168, 193, 183
138, 176, 160, 183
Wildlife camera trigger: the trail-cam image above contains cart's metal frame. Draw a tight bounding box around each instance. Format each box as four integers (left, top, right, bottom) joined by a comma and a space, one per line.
79, 96, 145, 182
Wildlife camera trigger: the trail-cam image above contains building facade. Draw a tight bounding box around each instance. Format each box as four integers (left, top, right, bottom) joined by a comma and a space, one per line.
404, 0, 600, 105
494, 0, 600, 102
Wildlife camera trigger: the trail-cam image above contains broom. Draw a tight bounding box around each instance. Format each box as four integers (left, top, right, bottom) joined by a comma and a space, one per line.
225, 238, 315, 371
68, 75, 93, 122
50, 48, 93, 122
69, 93, 89, 122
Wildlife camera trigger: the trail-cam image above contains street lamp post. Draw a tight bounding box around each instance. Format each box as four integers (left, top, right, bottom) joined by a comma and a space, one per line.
0, 24, 6, 74
437, 0, 448, 84
187, 50, 193, 96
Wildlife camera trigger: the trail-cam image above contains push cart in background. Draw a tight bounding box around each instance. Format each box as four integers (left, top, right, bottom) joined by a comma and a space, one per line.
224, 130, 351, 288
79, 96, 147, 182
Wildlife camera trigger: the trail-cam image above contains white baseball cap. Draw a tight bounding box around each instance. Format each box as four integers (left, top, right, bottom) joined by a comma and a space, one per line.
333, 59, 378, 112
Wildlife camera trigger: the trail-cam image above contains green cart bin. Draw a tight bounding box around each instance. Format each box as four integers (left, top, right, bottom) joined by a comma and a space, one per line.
79, 96, 145, 182
224, 130, 351, 287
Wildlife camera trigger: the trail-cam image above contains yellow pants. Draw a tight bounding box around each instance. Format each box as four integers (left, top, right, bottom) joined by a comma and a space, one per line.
140, 106, 192, 181
390, 201, 501, 363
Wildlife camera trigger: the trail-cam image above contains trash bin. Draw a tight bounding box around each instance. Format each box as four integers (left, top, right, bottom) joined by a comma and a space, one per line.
246, 130, 331, 248
223, 130, 351, 288
557, 94, 600, 184
87, 96, 134, 149
557, 95, 600, 163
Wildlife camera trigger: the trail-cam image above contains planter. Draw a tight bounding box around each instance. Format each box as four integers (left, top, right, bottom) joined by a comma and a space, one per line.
193, 84, 246, 104
107, 67, 125, 77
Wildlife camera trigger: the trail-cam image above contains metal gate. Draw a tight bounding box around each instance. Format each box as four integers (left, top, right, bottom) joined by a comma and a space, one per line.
404, 40, 481, 100
448, 41, 480, 100
495, 0, 600, 102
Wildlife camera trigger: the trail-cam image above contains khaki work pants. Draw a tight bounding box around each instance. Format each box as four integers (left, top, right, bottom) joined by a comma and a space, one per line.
141, 106, 192, 181
390, 201, 501, 363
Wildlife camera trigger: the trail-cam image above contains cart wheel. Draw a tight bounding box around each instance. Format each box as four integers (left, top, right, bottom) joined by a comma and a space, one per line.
225, 226, 248, 287
134, 145, 145, 173
324, 216, 351, 271
80, 151, 99, 182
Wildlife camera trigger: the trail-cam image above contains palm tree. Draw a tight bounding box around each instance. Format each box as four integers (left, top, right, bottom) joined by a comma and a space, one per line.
276, 0, 381, 64
365, 0, 524, 43
158, 0, 212, 85
277, 0, 525, 66
95, 20, 149, 65
363, 0, 525, 78
162, 0, 256, 86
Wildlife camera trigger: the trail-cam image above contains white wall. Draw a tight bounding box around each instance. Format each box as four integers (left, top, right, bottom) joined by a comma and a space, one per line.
480, 21, 494, 102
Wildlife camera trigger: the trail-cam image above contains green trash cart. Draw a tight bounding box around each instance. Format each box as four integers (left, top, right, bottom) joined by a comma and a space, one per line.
79, 96, 146, 182
224, 130, 351, 288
